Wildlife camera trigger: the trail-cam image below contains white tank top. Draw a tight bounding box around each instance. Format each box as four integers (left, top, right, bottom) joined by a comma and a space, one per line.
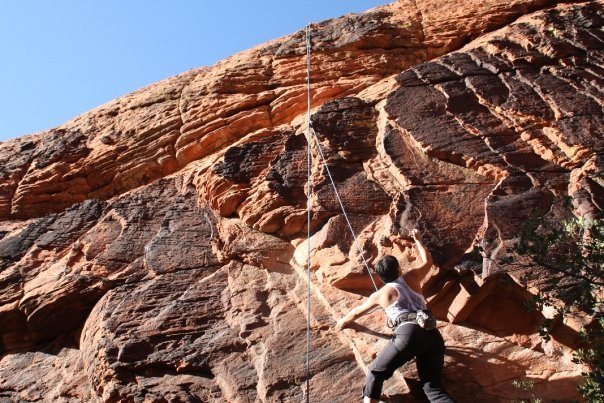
384, 276, 427, 322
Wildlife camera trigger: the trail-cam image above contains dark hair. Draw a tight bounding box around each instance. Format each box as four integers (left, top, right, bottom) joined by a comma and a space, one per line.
375, 255, 400, 283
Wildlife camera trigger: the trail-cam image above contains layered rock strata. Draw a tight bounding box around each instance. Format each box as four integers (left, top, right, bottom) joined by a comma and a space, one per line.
0, 0, 602, 401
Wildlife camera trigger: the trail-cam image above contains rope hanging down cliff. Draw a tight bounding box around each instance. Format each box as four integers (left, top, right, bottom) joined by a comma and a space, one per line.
303, 23, 380, 402
305, 24, 312, 403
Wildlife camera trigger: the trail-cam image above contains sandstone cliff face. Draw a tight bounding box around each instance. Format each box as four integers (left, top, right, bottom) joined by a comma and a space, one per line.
0, 0, 602, 401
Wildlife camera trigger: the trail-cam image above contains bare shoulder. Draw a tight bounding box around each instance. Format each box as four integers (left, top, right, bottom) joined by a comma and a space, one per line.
375, 283, 398, 308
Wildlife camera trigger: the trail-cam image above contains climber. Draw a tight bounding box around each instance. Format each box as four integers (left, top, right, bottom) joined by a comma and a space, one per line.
336, 229, 455, 403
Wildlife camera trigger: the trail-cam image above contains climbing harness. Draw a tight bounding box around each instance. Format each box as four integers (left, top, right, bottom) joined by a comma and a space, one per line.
387, 310, 437, 331
303, 23, 380, 402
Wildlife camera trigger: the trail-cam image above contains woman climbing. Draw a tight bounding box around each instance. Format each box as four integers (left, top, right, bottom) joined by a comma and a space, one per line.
336, 229, 455, 402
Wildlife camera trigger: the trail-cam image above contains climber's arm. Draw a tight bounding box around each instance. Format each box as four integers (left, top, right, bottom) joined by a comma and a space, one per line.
403, 229, 433, 292
336, 290, 382, 330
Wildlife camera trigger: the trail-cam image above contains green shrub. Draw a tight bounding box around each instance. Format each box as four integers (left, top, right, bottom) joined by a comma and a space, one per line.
502, 208, 603, 401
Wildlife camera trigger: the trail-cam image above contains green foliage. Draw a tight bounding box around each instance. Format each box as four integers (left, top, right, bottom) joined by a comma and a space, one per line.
509, 212, 603, 401
575, 315, 604, 402
512, 379, 543, 403
513, 379, 535, 391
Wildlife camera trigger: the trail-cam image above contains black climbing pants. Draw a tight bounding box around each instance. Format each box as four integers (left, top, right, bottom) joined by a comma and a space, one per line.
364, 323, 455, 402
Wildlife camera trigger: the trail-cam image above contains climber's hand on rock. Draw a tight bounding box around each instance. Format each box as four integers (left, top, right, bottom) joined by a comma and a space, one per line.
336, 317, 353, 330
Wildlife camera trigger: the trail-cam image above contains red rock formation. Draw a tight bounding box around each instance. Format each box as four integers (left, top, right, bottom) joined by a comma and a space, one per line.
1, 0, 602, 401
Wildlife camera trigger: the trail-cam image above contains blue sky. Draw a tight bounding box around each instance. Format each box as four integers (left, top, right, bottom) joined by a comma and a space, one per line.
0, 1, 388, 142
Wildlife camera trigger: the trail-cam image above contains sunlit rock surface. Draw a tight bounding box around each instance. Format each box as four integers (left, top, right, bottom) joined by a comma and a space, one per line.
0, 0, 602, 401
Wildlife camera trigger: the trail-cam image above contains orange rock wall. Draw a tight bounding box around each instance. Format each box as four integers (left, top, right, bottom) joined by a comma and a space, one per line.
0, 0, 602, 401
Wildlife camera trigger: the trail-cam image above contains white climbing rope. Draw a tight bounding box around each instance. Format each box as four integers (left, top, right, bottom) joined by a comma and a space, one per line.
302, 29, 379, 292
305, 24, 312, 403
304, 22, 381, 402
308, 125, 380, 292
